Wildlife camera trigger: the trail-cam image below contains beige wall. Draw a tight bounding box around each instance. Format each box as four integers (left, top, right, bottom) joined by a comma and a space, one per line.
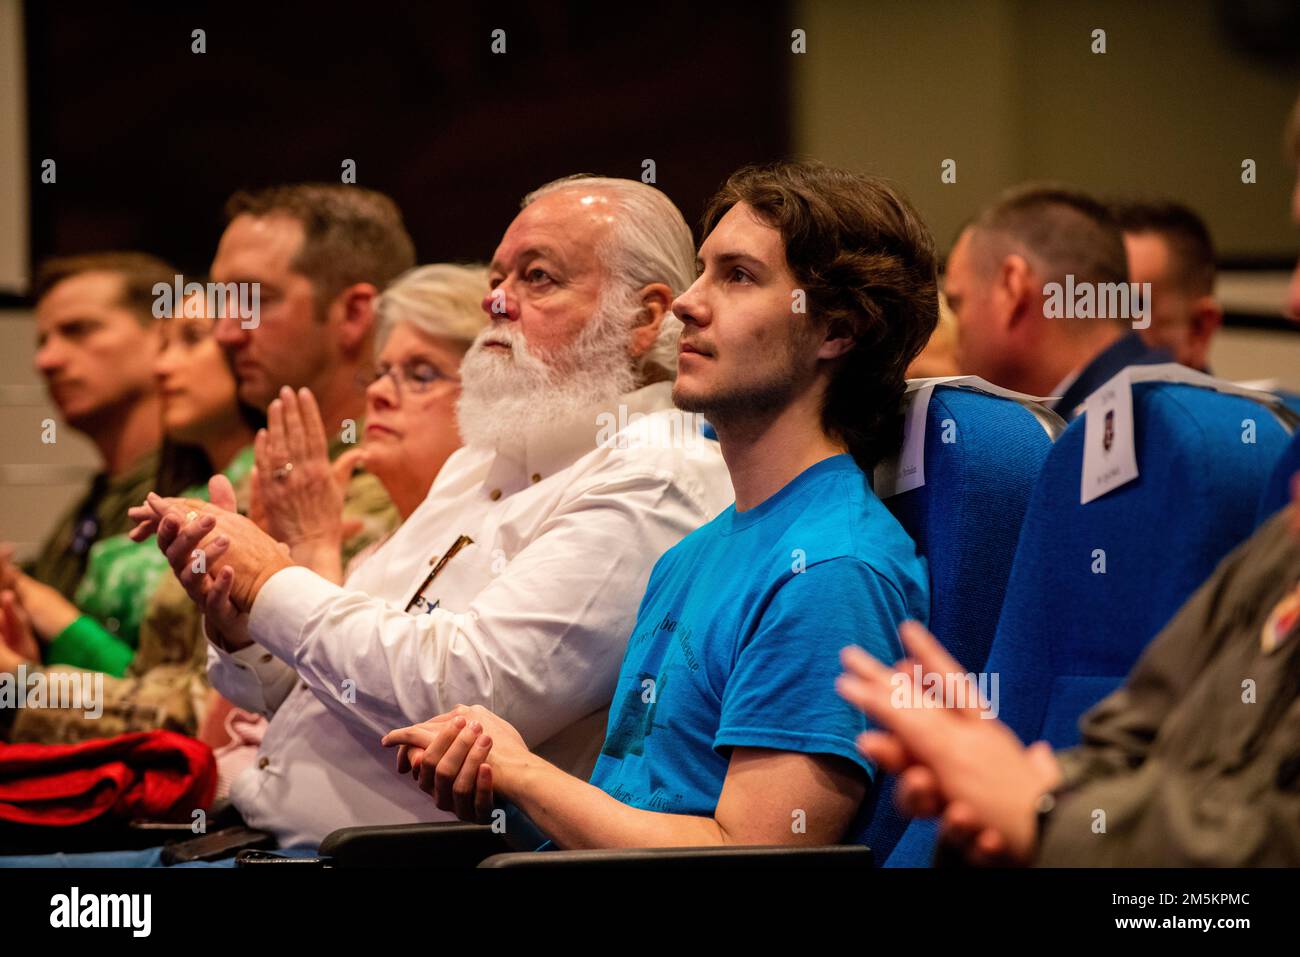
0, 308, 99, 562
794, 0, 1300, 261
790, 0, 1300, 391
0, 0, 29, 293
1210, 325, 1300, 392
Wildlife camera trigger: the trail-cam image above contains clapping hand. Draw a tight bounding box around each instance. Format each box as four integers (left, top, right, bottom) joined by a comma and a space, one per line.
837, 621, 1062, 865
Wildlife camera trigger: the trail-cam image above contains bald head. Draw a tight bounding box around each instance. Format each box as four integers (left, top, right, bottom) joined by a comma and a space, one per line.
488, 175, 694, 379
521, 176, 694, 291
461, 177, 690, 448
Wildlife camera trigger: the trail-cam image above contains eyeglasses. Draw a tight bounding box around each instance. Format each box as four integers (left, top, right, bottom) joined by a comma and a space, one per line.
360, 360, 460, 394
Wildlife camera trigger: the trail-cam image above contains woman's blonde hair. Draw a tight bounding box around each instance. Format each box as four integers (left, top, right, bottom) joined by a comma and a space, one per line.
374, 262, 490, 354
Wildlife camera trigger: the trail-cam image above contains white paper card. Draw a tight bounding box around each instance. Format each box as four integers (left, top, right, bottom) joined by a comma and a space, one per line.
874, 376, 1067, 499
874, 383, 935, 498
1080, 369, 1138, 504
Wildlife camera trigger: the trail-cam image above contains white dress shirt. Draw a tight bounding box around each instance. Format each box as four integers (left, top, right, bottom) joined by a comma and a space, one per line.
207, 382, 734, 848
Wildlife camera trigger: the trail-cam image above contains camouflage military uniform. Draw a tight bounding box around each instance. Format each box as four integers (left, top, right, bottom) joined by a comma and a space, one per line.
1038, 507, 1300, 866
25, 449, 161, 602
7, 444, 398, 745
331, 435, 400, 569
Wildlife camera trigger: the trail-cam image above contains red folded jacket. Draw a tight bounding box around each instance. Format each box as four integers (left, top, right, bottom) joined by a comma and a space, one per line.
0, 730, 216, 827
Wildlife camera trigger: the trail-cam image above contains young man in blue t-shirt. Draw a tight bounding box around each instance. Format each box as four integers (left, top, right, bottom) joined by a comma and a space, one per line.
383, 160, 940, 849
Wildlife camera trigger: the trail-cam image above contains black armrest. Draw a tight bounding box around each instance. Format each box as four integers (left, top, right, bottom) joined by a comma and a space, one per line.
478, 844, 873, 868
318, 821, 511, 868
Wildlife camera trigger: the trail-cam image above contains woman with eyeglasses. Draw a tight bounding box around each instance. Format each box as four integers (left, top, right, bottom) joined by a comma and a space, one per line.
184, 264, 489, 783
245, 263, 489, 585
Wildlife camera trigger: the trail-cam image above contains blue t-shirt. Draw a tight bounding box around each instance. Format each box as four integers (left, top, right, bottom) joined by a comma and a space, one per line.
587, 453, 929, 841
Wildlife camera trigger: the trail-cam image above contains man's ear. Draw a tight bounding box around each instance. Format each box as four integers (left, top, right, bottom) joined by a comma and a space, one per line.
333, 283, 379, 354
816, 318, 855, 361
1186, 296, 1224, 369
1189, 296, 1224, 342
998, 254, 1035, 330
628, 282, 674, 359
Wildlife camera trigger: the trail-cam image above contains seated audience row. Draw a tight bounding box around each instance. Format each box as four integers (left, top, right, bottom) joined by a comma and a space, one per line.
2, 94, 1298, 866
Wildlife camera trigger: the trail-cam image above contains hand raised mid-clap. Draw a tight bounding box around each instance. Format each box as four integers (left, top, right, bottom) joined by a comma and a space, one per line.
253, 386, 362, 567
128, 473, 293, 617
836, 620, 1061, 865
0, 589, 39, 669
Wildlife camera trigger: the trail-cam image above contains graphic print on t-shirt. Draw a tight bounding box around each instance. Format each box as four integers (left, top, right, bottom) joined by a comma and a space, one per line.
599, 611, 695, 760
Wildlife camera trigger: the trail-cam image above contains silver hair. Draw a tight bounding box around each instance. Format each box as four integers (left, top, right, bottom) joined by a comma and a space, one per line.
522, 175, 694, 380
374, 263, 490, 356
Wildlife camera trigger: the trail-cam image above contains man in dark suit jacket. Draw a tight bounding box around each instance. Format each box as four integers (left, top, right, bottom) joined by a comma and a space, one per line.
1051, 331, 1172, 420
943, 184, 1172, 419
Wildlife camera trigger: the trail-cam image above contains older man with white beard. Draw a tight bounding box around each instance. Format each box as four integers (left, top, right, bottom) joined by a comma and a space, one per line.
114, 176, 735, 856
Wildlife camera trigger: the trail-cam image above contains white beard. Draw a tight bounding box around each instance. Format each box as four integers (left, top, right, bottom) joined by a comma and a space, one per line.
456, 289, 640, 450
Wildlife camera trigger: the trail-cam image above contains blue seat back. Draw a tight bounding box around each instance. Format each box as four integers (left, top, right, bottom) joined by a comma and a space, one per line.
989, 382, 1290, 751
867, 385, 1055, 863
1257, 430, 1300, 524
886, 381, 1291, 867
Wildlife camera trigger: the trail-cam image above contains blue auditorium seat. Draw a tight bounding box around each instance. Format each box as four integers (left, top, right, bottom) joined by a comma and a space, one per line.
886, 380, 1293, 868
1275, 389, 1300, 417
868, 383, 1060, 864
990, 382, 1291, 751
1257, 430, 1300, 523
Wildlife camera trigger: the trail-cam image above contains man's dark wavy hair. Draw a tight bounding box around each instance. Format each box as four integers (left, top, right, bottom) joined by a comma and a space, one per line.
701, 161, 939, 470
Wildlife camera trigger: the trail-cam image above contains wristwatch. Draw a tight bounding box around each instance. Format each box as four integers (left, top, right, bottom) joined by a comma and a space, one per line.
1033, 788, 1059, 854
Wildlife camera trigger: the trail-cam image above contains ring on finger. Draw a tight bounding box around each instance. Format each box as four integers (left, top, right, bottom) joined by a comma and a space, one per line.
272, 462, 295, 481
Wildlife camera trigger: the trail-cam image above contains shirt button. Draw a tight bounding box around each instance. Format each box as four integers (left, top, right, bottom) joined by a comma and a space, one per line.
531, 473, 541, 484
258, 757, 270, 770
489, 489, 502, 501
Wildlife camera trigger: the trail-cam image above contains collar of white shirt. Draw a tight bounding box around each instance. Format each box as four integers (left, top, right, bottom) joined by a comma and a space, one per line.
480, 380, 676, 499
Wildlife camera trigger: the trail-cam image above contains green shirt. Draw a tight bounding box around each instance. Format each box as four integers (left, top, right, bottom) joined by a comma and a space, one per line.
26, 448, 162, 602
12, 438, 399, 745
329, 432, 401, 569
45, 447, 256, 677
